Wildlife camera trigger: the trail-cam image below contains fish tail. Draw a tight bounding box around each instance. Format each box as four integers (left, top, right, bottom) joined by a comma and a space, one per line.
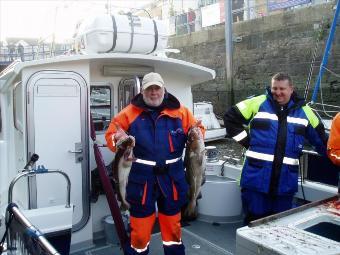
120, 200, 130, 211
185, 200, 197, 217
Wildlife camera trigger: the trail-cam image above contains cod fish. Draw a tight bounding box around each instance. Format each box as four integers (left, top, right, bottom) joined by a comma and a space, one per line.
183, 121, 206, 219
112, 127, 135, 211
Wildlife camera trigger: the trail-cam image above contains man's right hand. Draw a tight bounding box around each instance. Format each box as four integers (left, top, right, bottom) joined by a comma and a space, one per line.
113, 123, 130, 146
114, 127, 128, 141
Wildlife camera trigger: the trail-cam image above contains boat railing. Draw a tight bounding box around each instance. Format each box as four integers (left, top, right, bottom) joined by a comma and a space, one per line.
300, 148, 339, 193
2, 203, 60, 255
300, 149, 321, 180
8, 167, 71, 208
1, 160, 72, 254
0, 44, 71, 64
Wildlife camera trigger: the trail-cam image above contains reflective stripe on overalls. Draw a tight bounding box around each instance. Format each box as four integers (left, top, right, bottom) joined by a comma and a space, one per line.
135, 156, 182, 166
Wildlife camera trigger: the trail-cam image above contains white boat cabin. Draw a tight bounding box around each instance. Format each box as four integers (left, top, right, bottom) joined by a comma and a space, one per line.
0, 51, 215, 251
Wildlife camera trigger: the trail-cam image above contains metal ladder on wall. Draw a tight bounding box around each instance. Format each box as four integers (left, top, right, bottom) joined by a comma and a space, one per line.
311, 0, 340, 104
311, 0, 340, 196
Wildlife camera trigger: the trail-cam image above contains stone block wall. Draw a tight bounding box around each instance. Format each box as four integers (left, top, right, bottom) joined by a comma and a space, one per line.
168, 2, 340, 117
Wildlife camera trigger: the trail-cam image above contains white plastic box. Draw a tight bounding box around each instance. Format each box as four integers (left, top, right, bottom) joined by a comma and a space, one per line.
193, 102, 226, 142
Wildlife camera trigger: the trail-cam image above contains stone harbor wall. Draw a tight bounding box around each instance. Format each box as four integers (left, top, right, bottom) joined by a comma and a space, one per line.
169, 2, 340, 116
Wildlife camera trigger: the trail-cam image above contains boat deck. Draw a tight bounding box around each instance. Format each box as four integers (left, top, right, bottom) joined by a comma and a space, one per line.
72, 220, 243, 255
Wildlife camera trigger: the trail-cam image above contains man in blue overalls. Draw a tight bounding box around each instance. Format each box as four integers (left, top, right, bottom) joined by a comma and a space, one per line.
224, 72, 328, 225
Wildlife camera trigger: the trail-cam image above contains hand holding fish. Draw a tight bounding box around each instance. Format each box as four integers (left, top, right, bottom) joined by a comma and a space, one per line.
114, 123, 129, 144
116, 135, 136, 149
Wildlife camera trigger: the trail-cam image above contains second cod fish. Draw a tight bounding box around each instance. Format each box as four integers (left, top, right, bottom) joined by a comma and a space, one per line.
183, 121, 206, 218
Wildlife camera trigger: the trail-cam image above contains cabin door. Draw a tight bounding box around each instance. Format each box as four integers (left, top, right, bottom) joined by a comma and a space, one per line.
27, 71, 89, 231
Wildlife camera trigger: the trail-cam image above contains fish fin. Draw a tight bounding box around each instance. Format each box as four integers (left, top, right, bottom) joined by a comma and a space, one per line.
184, 146, 190, 168
198, 154, 204, 166
120, 201, 130, 211
201, 174, 206, 186
115, 183, 123, 202
183, 200, 198, 219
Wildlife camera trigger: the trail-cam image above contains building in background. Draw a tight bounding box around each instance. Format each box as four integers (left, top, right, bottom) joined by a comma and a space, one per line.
134, 0, 199, 35
0, 0, 327, 67
133, 0, 321, 36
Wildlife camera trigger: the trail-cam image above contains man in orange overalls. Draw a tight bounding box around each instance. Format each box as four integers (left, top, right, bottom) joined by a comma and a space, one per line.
106, 72, 204, 255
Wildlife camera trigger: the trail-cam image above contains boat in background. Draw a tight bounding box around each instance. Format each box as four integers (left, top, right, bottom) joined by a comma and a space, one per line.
194, 102, 226, 142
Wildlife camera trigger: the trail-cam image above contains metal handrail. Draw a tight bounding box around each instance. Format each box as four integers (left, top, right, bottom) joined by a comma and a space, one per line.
12, 81, 23, 134
7, 203, 61, 255
0, 44, 71, 62
8, 169, 71, 208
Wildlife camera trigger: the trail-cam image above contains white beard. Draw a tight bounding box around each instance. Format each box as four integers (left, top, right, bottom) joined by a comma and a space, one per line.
143, 93, 165, 107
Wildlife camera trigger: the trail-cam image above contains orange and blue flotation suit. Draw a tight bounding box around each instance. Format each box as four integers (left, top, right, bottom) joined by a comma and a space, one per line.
105, 92, 203, 255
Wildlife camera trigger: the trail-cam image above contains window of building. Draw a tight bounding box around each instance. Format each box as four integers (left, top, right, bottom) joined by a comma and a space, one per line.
90, 86, 111, 132
198, 0, 218, 7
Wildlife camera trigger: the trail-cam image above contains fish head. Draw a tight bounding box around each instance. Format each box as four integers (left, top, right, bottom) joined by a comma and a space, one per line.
187, 126, 205, 153
117, 136, 135, 149
187, 127, 203, 143
117, 136, 135, 161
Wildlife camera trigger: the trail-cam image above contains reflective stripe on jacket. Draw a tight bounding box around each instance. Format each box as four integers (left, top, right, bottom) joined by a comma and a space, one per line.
224, 89, 327, 195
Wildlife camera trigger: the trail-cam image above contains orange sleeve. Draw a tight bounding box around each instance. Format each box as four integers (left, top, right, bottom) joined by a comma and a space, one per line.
105, 105, 142, 152
327, 113, 340, 166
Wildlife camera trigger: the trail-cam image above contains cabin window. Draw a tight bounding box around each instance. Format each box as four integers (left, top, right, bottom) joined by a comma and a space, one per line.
90, 86, 111, 132
118, 76, 141, 111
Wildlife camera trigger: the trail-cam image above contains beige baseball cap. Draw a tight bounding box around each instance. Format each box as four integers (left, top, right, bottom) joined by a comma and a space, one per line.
142, 72, 164, 90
